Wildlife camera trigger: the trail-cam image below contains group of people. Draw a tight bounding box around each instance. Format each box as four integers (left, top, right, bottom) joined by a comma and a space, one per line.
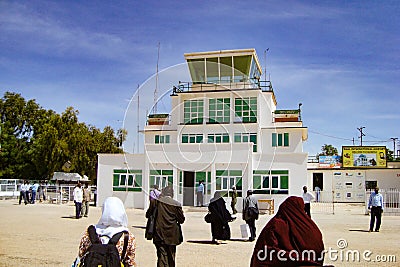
72, 182, 91, 219
19, 180, 47, 205
73, 184, 385, 267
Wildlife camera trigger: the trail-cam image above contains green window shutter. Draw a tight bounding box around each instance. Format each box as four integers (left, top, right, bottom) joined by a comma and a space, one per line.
113, 175, 119, 186
280, 176, 289, 189
166, 135, 170, 143
229, 170, 242, 176
284, 133, 289, 147
272, 133, 277, 147
128, 175, 134, 186
160, 135, 164, 143
135, 175, 142, 187
262, 176, 269, 188
155, 135, 160, 144
278, 133, 283, 146
272, 176, 279, 188
216, 177, 221, 190
223, 134, 229, 143
189, 135, 195, 143
253, 175, 261, 189
234, 133, 241, 142
182, 135, 188, 143
120, 175, 126, 186
196, 135, 203, 143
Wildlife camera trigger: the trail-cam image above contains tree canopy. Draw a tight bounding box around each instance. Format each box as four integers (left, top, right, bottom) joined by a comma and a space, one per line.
0, 91, 126, 183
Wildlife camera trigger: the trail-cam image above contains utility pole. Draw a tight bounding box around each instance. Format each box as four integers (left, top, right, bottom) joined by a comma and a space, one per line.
390, 137, 398, 159
357, 127, 365, 146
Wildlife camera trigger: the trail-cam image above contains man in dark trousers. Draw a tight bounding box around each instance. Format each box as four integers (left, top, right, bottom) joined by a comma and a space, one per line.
368, 187, 384, 232
146, 186, 185, 267
243, 190, 259, 241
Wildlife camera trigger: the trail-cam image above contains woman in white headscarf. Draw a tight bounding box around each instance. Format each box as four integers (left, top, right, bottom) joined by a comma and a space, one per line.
77, 197, 137, 266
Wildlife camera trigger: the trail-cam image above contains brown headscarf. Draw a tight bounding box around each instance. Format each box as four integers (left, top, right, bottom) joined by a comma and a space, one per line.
250, 196, 324, 266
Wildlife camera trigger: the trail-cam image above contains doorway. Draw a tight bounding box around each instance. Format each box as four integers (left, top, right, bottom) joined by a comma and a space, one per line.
183, 171, 195, 206
313, 173, 323, 202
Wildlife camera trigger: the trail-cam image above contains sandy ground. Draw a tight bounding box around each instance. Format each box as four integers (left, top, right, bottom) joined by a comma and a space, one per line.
0, 199, 399, 267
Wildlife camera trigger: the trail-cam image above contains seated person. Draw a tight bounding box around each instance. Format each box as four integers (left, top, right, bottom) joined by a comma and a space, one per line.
250, 196, 325, 267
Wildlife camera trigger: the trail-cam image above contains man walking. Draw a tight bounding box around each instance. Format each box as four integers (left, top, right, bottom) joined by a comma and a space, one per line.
243, 190, 259, 241
231, 186, 238, 214
146, 186, 185, 267
368, 187, 384, 232
73, 182, 83, 219
196, 180, 205, 207
81, 184, 91, 217
302, 186, 314, 217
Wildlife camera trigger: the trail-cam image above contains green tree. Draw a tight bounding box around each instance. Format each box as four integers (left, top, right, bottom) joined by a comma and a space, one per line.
0, 91, 126, 182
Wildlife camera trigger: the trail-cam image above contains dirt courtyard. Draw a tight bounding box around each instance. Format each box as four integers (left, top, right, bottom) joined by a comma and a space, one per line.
0, 199, 398, 267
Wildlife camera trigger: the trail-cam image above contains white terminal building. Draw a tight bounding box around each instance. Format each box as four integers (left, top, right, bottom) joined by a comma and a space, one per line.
97, 48, 308, 210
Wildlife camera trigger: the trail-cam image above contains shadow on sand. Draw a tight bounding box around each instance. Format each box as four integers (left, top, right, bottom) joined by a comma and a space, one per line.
349, 229, 370, 232
131, 225, 146, 230
61, 215, 78, 219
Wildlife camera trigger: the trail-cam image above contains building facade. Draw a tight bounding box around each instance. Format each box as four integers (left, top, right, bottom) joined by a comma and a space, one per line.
97, 49, 308, 209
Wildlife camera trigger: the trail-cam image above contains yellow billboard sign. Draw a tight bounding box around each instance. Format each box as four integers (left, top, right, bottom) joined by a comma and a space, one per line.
342, 146, 387, 168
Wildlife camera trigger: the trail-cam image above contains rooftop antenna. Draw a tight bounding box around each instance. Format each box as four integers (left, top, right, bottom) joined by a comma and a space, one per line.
136, 84, 140, 154
153, 42, 160, 114
264, 48, 269, 81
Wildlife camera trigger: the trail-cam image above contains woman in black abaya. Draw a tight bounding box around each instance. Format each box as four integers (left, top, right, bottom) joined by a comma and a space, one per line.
207, 191, 235, 243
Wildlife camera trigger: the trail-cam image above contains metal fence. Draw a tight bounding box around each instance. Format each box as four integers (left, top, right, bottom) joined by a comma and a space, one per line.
365, 189, 400, 215
311, 190, 335, 214
0, 180, 95, 205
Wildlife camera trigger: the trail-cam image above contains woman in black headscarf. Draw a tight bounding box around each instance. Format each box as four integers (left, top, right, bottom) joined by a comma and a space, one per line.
207, 191, 235, 243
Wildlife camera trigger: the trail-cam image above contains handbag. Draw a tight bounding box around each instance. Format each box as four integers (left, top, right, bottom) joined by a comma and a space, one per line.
204, 212, 212, 223
246, 206, 259, 220
145, 204, 157, 240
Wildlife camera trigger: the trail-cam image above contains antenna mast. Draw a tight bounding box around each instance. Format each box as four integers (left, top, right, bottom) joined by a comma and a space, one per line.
153, 42, 160, 114
136, 84, 140, 154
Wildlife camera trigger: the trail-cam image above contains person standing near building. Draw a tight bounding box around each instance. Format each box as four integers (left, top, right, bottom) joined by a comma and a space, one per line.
30, 181, 39, 204
73, 182, 83, 219
196, 180, 205, 207
243, 190, 259, 242
302, 186, 314, 217
368, 187, 384, 232
231, 186, 238, 214
146, 185, 185, 267
19, 180, 27, 205
81, 184, 91, 217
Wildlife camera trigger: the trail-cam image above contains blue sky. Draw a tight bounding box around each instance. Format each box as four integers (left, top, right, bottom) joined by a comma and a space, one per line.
1, 0, 399, 156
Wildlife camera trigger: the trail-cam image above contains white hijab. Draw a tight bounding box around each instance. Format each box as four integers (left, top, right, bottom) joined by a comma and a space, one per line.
95, 197, 129, 243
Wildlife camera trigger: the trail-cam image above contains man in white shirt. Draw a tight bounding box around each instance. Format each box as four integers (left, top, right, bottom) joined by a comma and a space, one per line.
368, 187, 384, 232
302, 186, 314, 217
196, 181, 205, 207
73, 182, 83, 219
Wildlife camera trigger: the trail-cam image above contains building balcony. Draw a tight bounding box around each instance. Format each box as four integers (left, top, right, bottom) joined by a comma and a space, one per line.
147, 113, 170, 126
171, 79, 273, 94
273, 109, 301, 122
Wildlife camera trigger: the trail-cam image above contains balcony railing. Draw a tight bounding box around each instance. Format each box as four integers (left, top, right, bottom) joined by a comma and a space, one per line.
171, 79, 273, 95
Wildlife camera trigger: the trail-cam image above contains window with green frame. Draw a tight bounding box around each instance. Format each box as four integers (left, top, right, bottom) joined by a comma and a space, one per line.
207, 133, 229, 143
184, 99, 204, 124
215, 170, 243, 197
208, 98, 230, 123
272, 133, 289, 147
252, 170, 289, 194
182, 134, 203, 143
234, 97, 257, 123
113, 169, 142, 192
155, 134, 170, 144
150, 170, 173, 189
234, 132, 257, 152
